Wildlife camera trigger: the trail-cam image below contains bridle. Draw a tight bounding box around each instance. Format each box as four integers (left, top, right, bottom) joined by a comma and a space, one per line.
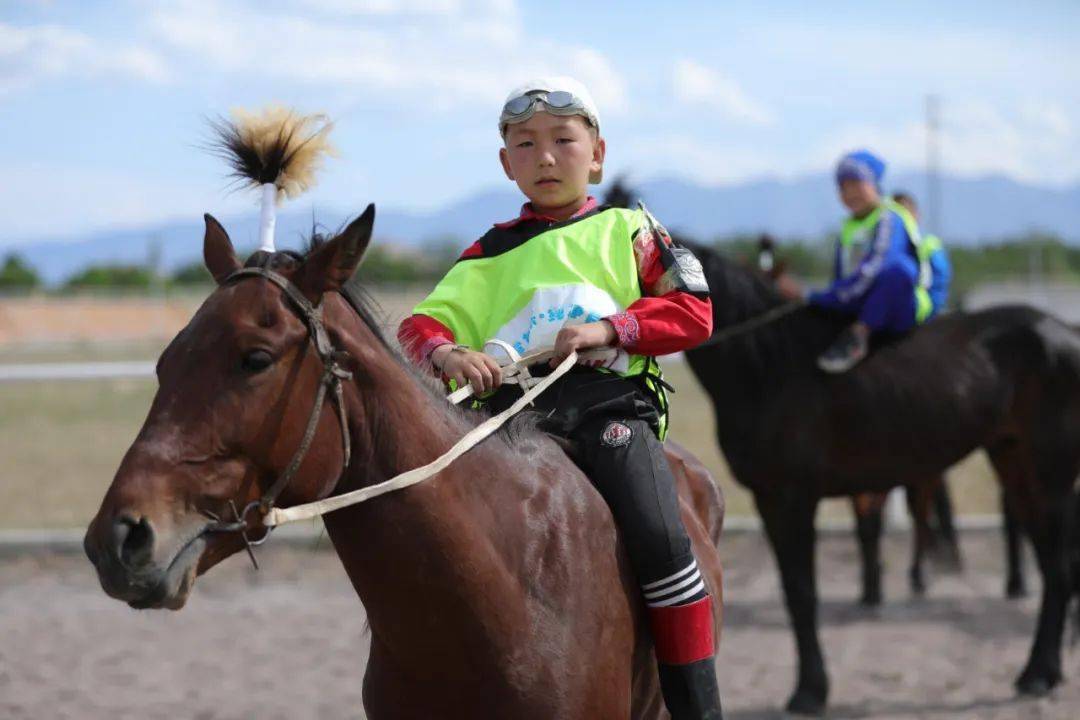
201, 266, 354, 567
191, 262, 587, 568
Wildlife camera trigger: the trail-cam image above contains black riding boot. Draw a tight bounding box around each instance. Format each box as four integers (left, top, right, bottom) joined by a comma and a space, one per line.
649, 594, 724, 719
659, 658, 724, 719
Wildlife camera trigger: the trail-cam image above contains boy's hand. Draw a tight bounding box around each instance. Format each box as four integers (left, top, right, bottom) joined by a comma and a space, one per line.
432, 345, 503, 394
550, 321, 617, 367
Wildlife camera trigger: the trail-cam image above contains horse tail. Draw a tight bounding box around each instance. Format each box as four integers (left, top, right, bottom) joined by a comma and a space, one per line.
1071, 482, 1080, 645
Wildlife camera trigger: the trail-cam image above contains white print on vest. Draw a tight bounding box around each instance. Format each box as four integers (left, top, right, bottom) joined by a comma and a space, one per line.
489, 284, 629, 373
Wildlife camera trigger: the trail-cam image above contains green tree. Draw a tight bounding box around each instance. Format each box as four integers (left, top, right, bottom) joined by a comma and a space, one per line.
0, 253, 41, 290
63, 264, 153, 290
170, 260, 213, 285
355, 246, 424, 284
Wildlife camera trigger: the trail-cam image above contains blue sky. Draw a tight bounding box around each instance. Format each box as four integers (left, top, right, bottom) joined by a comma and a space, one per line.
1, 0, 1078, 243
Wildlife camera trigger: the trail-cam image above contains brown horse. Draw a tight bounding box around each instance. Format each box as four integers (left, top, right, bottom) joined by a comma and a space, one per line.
83, 208, 726, 719
682, 239, 1080, 715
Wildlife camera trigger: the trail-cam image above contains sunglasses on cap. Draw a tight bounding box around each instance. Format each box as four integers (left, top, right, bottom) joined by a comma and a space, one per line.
500, 90, 596, 133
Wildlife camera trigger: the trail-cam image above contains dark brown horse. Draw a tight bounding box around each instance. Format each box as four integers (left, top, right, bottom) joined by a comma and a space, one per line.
682, 241, 1080, 715
83, 208, 726, 719
758, 242, 1028, 603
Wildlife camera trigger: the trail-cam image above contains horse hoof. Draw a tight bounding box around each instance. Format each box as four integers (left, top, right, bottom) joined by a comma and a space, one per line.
786, 690, 826, 716
1015, 671, 1060, 697
859, 592, 882, 607
1006, 580, 1028, 600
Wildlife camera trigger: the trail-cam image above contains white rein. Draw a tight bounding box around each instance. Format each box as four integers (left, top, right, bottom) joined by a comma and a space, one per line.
262, 345, 602, 527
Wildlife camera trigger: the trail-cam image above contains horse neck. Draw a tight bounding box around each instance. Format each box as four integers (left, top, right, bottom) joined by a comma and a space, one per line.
709, 252, 787, 328
318, 297, 530, 646
701, 253, 811, 366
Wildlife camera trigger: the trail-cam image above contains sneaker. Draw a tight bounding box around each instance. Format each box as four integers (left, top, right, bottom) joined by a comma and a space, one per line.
817, 325, 868, 373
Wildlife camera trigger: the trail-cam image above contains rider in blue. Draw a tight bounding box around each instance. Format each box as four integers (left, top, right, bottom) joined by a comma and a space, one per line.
810, 150, 930, 373
892, 190, 952, 316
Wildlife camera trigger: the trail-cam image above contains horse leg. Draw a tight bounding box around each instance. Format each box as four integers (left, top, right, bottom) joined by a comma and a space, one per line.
905, 483, 934, 597
1015, 494, 1071, 695
1002, 488, 1028, 599
928, 476, 963, 572
988, 442, 1071, 696
757, 490, 827, 715
851, 493, 884, 606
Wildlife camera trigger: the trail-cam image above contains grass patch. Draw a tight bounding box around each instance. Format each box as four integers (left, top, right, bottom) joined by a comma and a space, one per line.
0, 378, 157, 529
0, 360, 1001, 530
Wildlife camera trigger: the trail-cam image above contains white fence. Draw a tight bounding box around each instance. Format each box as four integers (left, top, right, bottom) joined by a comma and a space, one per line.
0, 361, 155, 382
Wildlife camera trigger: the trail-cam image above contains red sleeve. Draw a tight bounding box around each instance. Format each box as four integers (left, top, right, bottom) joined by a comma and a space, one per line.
607, 293, 712, 355
603, 221, 713, 355
397, 314, 455, 366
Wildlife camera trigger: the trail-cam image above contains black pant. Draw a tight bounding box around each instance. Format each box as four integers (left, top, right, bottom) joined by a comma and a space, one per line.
485, 369, 694, 586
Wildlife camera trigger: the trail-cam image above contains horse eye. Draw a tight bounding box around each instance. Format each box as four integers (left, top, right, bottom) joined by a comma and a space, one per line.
240, 350, 274, 373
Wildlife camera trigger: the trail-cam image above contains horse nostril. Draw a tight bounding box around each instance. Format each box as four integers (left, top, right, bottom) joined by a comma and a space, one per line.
113, 515, 155, 568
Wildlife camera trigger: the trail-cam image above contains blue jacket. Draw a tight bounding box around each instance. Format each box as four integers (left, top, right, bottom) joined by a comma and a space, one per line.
925, 236, 951, 314
809, 207, 919, 313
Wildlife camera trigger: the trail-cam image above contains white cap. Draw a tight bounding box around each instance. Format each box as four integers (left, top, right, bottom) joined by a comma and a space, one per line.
500, 76, 602, 183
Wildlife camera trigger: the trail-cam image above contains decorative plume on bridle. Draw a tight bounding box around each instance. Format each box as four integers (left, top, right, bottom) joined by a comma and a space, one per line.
208, 106, 336, 252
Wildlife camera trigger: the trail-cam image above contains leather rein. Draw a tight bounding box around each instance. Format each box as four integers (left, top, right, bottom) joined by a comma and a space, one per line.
200, 266, 354, 567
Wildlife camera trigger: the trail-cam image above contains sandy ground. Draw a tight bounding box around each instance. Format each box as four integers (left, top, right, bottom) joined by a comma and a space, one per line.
2, 530, 1078, 720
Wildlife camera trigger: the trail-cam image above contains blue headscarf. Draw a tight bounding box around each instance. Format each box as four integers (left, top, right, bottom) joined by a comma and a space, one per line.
835, 150, 885, 190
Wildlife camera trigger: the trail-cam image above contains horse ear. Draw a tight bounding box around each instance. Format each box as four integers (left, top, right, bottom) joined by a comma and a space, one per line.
203, 214, 240, 284
296, 204, 375, 302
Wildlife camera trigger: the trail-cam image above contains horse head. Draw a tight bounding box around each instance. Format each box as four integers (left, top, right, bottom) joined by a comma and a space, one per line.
84, 205, 375, 610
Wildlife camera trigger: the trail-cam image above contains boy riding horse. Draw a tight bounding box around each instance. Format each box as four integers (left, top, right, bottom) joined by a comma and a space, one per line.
398, 77, 723, 719
810, 150, 934, 373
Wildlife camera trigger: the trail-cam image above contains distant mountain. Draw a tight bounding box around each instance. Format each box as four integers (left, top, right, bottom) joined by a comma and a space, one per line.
634, 173, 1080, 243
8, 173, 1080, 285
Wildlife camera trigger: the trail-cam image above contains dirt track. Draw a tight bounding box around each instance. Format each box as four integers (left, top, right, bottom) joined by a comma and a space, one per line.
2, 530, 1078, 720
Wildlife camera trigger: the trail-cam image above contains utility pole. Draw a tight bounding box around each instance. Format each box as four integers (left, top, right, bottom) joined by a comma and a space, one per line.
925, 94, 941, 235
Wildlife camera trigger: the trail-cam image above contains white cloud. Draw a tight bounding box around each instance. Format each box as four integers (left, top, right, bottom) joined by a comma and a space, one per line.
0, 162, 251, 240
621, 133, 786, 186
295, 0, 463, 15
671, 58, 774, 126
146, 0, 626, 114
0, 22, 170, 94
811, 100, 1080, 185
1020, 101, 1072, 141
748, 22, 1079, 96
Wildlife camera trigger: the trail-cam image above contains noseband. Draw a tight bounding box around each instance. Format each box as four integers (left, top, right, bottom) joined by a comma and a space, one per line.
202, 266, 353, 566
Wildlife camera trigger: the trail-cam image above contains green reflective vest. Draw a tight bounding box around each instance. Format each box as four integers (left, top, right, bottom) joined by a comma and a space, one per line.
413, 206, 671, 437
921, 233, 944, 258
838, 201, 933, 323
